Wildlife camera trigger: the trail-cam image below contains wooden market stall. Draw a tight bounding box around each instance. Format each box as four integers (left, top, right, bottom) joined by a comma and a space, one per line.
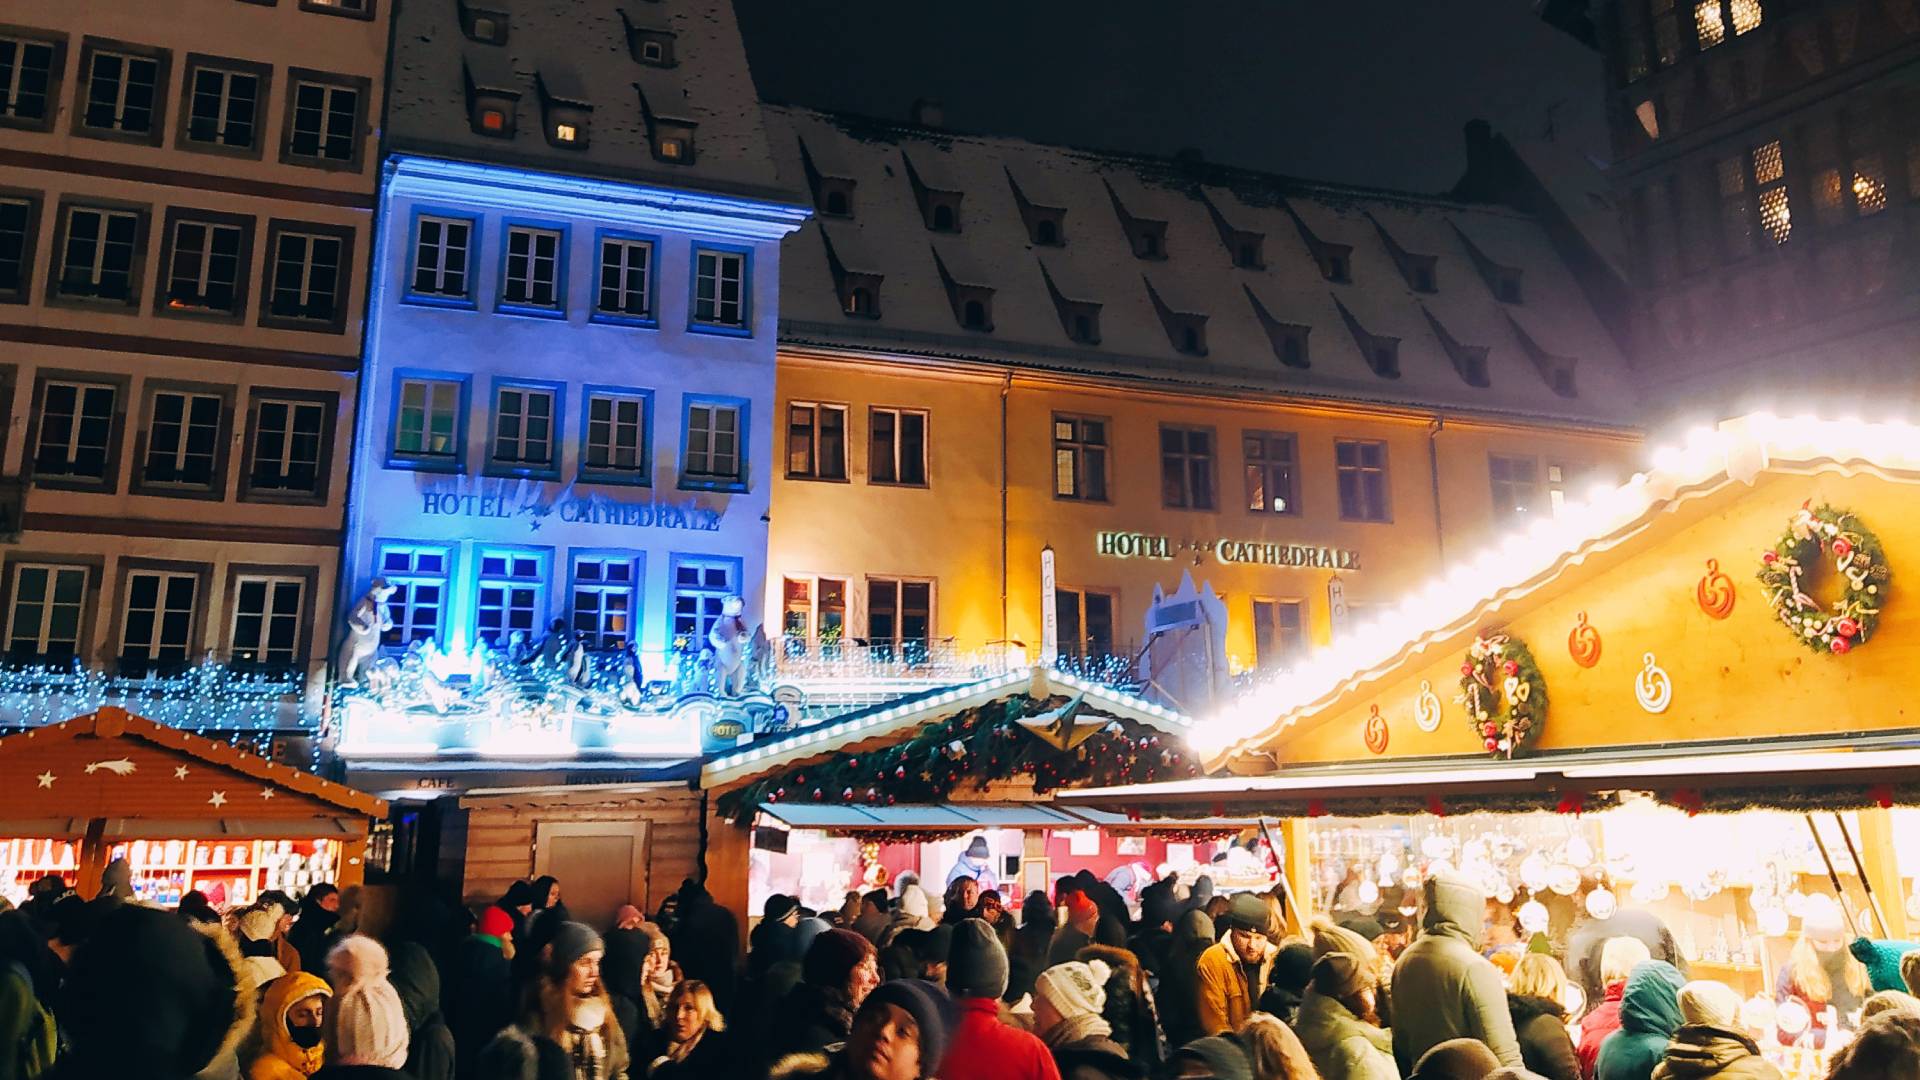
1059, 414, 1920, 1076
0, 706, 386, 905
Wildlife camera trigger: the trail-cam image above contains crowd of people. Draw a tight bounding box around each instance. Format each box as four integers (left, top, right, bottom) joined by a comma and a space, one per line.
5, 858, 1920, 1080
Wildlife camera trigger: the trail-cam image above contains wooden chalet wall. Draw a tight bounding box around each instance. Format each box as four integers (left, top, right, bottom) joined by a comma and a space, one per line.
458, 784, 703, 914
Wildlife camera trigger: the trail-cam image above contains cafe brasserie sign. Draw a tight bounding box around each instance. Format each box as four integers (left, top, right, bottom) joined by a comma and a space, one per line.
1096, 530, 1359, 571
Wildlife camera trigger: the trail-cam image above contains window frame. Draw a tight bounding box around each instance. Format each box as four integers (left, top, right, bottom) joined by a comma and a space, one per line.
568, 550, 644, 652
578, 385, 654, 487
1053, 585, 1118, 663
679, 394, 749, 493
153, 205, 254, 322
485, 377, 564, 479
470, 544, 550, 651
257, 217, 354, 333
278, 67, 370, 172
299, 0, 377, 20
131, 380, 234, 499
1488, 452, 1544, 521
688, 243, 751, 335
25, 370, 129, 493
72, 37, 170, 146
1158, 423, 1218, 512
404, 208, 480, 308
375, 541, 455, 650
0, 187, 44, 305
864, 576, 936, 663
238, 386, 336, 504
111, 559, 208, 676
592, 228, 659, 327
1051, 413, 1110, 503
1334, 437, 1393, 523
781, 573, 851, 656
385, 369, 471, 473
1251, 597, 1309, 670
46, 197, 150, 311
224, 563, 317, 671
668, 553, 743, 651
1243, 429, 1300, 516
0, 28, 68, 134
786, 400, 848, 483
867, 405, 929, 488
173, 53, 271, 159
495, 219, 568, 316
0, 559, 96, 666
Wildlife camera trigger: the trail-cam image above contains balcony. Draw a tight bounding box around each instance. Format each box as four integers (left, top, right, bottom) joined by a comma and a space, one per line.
0, 657, 312, 733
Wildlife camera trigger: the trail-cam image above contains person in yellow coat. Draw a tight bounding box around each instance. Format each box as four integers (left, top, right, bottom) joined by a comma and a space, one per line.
249, 971, 333, 1080
1196, 894, 1276, 1036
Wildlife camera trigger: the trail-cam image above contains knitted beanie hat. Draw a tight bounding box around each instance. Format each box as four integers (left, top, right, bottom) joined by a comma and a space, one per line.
803, 927, 876, 990
765, 894, 800, 921
965, 836, 990, 859
945, 918, 1009, 1000
863, 979, 953, 1070
328, 975, 410, 1068
1311, 916, 1378, 967
1412, 1038, 1502, 1080
1677, 980, 1742, 1028
477, 906, 514, 939
1311, 953, 1372, 999
1064, 891, 1099, 924
327, 934, 390, 988
1034, 959, 1111, 1022
544, 922, 604, 980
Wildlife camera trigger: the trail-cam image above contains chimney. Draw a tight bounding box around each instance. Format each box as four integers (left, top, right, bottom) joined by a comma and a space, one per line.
911, 98, 945, 128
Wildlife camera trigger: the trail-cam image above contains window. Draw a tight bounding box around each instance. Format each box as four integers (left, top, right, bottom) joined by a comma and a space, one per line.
1489, 454, 1541, 519
34, 381, 116, 482
502, 225, 562, 309
119, 570, 198, 673
1546, 462, 1590, 515
412, 216, 473, 299
264, 224, 346, 327
230, 575, 304, 667
692, 249, 746, 327
1716, 155, 1754, 256
824, 189, 850, 216
782, 576, 847, 655
1752, 141, 1791, 245
378, 546, 448, 647
142, 390, 222, 488
474, 550, 544, 648
56, 206, 141, 303
1034, 216, 1061, 245
0, 195, 39, 301
787, 403, 847, 481
867, 578, 931, 663
1695, 0, 1763, 48
393, 377, 463, 461
1053, 415, 1107, 501
571, 556, 637, 650
1650, 0, 1682, 66
1159, 425, 1215, 510
683, 400, 742, 485
583, 391, 648, 481
961, 298, 988, 329
81, 45, 161, 136
869, 407, 927, 487
0, 35, 60, 126
1054, 588, 1114, 662
1244, 431, 1298, 514
931, 204, 956, 232
184, 63, 260, 149
162, 216, 245, 315
1335, 439, 1391, 522
1252, 599, 1306, 670
6, 564, 87, 662
672, 558, 737, 647
491, 385, 555, 468
302, 0, 373, 15
247, 398, 325, 495
1809, 115, 1889, 225
596, 236, 652, 319
286, 76, 358, 163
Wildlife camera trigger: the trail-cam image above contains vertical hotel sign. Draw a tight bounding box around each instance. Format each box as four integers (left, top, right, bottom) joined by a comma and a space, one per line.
1040, 545, 1058, 662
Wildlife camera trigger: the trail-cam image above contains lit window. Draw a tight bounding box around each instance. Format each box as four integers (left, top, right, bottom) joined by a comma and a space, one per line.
1244, 431, 1297, 515
394, 377, 462, 460
672, 558, 737, 647
658, 137, 684, 159
6, 564, 87, 663
555, 123, 576, 143
782, 577, 847, 657
1635, 100, 1660, 140
230, 575, 305, 668
1054, 588, 1115, 663
480, 108, 506, 132
120, 570, 199, 674
1651, 0, 1681, 66
1696, 0, 1728, 47
869, 407, 927, 487
1753, 141, 1791, 245
1729, 0, 1763, 34
1053, 415, 1107, 501
474, 550, 543, 648
377, 546, 448, 647
571, 556, 637, 650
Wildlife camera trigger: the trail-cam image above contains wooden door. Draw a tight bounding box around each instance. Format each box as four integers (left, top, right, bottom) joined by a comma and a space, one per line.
533, 820, 649, 932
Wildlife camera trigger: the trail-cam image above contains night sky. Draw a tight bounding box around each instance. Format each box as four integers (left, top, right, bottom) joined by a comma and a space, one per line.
734, 0, 1609, 195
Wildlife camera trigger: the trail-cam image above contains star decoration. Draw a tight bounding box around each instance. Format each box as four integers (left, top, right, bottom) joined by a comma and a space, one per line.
1015, 693, 1108, 751
207, 791, 228, 808
260, 788, 275, 799
174, 766, 190, 780
36, 771, 54, 789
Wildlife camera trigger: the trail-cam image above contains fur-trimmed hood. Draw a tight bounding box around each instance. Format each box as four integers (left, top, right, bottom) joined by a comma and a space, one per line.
767, 1050, 838, 1079
1079, 943, 1145, 993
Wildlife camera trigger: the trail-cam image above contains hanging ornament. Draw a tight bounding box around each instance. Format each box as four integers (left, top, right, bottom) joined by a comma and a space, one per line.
1585, 887, 1618, 919
1634, 652, 1672, 713
1519, 854, 1550, 892
1567, 611, 1603, 668
1494, 882, 1515, 905
1363, 705, 1389, 754
1518, 900, 1551, 933
1565, 836, 1595, 867
1695, 558, 1737, 619
1549, 865, 1581, 895
1755, 904, 1790, 937
1413, 680, 1442, 733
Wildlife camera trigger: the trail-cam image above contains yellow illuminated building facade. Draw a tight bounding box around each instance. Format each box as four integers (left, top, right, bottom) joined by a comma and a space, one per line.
762, 106, 1646, 679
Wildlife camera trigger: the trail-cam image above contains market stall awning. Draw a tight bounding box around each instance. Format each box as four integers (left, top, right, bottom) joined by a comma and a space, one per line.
99, 817, 369, 839
760, 802, 1087, 831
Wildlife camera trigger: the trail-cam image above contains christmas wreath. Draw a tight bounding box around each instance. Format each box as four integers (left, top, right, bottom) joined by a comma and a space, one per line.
1456, 632, 1548, 758
1756, 503, 1889, 655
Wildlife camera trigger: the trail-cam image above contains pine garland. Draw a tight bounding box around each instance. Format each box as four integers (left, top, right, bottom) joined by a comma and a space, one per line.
1757, 503, 1890, 655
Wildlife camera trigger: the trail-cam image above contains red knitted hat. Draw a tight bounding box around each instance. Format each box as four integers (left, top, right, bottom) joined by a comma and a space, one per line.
1065, 891, 1099, 922
478, 906, 514, 938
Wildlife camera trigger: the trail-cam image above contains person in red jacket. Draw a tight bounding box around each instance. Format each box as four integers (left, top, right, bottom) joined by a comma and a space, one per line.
1578, 936, 1652, 1079
938, 918, 1063, 1080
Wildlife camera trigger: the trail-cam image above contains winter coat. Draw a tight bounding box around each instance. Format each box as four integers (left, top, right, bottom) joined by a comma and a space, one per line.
444, 936, 514, 1080
602, 930, 661, 1069
851, 912, 888, 946
645, 1029, 737, 1079
1195, 938, 1271, 1038
1568, 911, 1686, 1014
939, 996, 1062, 1080
749, 920, 800, 980
1389, 876, 1522, 1074
765, 1051, 852, 1080
1049, 926, 1093, 968
1159, 910, 1216, 1050
1651, 1026, 1783, 1080
1078, 945, 1161, 1070
766, 982, 857, 1063
1128, 926, 1173, 980
1849, 937, 1920, 993
1579, 982, 1628, 1080
1825, 1009, 1920, 1080
1594, 961, 1686, 1080
287, 903, 340, 976
1, 960, 55, 1080
666, 887, 738, 1015
1293, 989, 1398, 1080
1050, 1033, 1144, 1080
1508, 993, 1579, 1080
249, 971, 332, 1080
390, 944, 454, 1080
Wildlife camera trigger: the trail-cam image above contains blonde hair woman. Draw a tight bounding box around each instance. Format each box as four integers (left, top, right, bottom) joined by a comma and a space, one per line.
1242, 1013, 1324, 1080
1507, 953, 1579, 1080
1778, 902, 1869, 1047
1579, 937, 1653, 1078
650, 980, 733, 1078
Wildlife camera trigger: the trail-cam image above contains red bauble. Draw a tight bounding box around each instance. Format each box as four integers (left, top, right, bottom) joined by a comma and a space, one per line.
1503, 660, 1519, 677
811, 788, 824, 801
1484, 738, 1498, 750
1837, 617, 1860, 638
1831, 636, 1852, 654
795, 773, 806, 784
1762, 551, 1778, 565
1834, 538, 1854, 558
1460, 663, 1474, 676
895, 766, 907, 779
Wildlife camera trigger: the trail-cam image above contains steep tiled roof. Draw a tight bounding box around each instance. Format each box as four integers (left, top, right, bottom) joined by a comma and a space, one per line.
388, 0, 799, 204
767, 106, 1641, 427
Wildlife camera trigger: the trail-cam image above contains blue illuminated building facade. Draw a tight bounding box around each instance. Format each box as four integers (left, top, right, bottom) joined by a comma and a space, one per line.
336, 0, 806, 784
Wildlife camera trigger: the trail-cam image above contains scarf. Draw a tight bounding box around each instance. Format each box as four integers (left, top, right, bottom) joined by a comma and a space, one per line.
1041, 1012, 1112, 1050
562, 997, 609, 1080
665, 1028, 704, 1063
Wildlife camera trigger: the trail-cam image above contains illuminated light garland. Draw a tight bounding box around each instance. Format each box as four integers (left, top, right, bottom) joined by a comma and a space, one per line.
0, 661, 301, 765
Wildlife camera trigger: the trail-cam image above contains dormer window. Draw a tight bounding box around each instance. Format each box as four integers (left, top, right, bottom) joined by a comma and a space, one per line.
961, 297, 990, 329
655, 130, 693, 162
846, 286, 876, 316
536, 69, 591, 151
620, 9, 678, 66
1280, 331, 1308, 368
1425, 308, 1489, 388
1370, 341, 1400, 377
1034, 217, 1061, 245
1318, 246, 1352, 283
1410, 262, 1437, 292
1145, 275, 1206, 356
1505, 312, 1577, 398
931, 243, 992, 333
838, 272, 882, 318
1450, 221, 1525, 304
463, 54, 520, 139
1245, 286, 1311, 370
904, 151, 964, 233
822, 186, 852, 216
1234, 235, 1264, 269
1369, 214, 1438, 294
1129, 223, 1167, 259
1173, 319, 1206, 355
1007, 169, 1068, 248
1493, 271, 1523, 303
1068, 309, 1099, 344
635, 75, 696, 165
555, 123, 579, 144
929, 199, 959, 232
460, 2, 510, 44
478, 106, 509, 133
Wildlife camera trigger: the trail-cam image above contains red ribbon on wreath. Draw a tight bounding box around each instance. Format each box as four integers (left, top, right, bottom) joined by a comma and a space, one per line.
1869, 784, 1895, 810
1556, 791, 1586, 816
1669, 788, 1705, 817
1426, 795, 1448, 817
1306, 799, 1328, 818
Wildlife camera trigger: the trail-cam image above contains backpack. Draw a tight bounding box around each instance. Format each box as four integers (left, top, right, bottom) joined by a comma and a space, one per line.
6, 962, 58, 1080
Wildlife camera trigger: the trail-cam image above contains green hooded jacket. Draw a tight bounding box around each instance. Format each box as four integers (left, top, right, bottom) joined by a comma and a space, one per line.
1596, 960, 1687, 1080
1389, 875, 1521, 1073
1295, 989, 1399, 1080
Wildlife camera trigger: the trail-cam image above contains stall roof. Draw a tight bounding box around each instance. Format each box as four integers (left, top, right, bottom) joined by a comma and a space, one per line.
760, 800, 1262, 833
702, 666, 1189, 790
1188, 413, 1920, 769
